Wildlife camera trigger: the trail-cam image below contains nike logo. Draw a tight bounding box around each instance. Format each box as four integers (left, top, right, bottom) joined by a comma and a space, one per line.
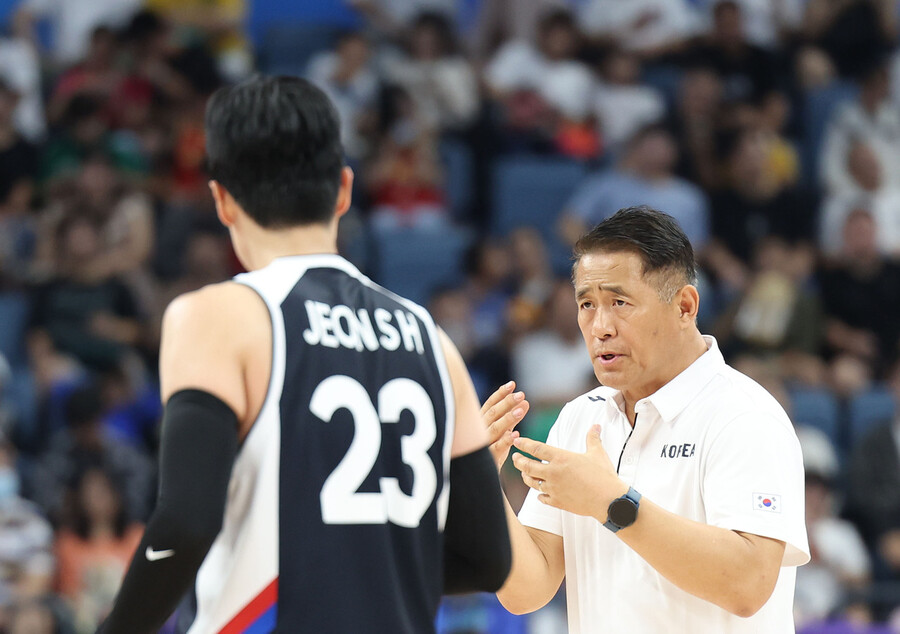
145, 547, 175, 562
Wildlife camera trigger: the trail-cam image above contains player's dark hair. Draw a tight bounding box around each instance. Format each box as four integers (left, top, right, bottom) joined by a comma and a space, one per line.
573, 206, 698, 301
205, 75, 344, 228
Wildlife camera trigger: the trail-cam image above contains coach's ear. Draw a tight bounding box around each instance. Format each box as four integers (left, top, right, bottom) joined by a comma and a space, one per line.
675, 284, 700, 326
209, 180, 237, 227
334, 166, 354, 220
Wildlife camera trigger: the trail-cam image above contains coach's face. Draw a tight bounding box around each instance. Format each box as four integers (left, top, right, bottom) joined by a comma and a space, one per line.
575, 250, 694, 405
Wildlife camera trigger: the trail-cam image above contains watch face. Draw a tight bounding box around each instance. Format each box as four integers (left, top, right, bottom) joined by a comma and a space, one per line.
608, 498, 638, 527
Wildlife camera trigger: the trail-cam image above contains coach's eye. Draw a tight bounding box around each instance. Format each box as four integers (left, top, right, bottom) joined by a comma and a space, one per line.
613, 299, 627, 307
578, 301, 593, 310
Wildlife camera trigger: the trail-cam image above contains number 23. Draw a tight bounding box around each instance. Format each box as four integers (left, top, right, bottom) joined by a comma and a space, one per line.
310, 375, 438, 528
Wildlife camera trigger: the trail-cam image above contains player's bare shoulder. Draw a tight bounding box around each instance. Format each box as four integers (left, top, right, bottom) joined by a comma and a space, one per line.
164, 281, 268, 333
160, 281, 271, 425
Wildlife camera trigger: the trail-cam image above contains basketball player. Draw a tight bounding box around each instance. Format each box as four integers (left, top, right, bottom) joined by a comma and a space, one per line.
100, 76, 511, 633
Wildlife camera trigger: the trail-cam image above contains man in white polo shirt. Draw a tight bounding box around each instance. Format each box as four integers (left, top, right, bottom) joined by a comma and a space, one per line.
483, 206, 809, 632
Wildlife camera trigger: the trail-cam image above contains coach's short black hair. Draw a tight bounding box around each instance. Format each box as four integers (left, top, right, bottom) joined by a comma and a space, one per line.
205, 75, 344, 228
573, 206, 698, 301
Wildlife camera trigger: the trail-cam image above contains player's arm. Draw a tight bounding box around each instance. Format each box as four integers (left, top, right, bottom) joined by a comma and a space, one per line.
480, 383, 566, 614
100, 283, 267, 633
438, 330, 512, 594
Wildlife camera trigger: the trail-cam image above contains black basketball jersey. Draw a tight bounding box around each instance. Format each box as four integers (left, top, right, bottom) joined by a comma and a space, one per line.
178, 254, 453, 634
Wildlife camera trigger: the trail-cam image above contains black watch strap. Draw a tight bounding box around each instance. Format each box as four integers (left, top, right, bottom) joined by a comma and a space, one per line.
603, 487, 642, 533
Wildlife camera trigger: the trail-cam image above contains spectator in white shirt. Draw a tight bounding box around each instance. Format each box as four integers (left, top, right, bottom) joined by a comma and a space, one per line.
820, 60, 900, 195
578, 0, 697, 58
0, 16, 45, 141
307, 32, 380, 161
793, 426, 871, 628
381, 12, 480, 132
469, 0, 570, 62
484, 8, 594, 121
818, 141, 900, 258
15, 0, 143, 67
593, 48, 666, 154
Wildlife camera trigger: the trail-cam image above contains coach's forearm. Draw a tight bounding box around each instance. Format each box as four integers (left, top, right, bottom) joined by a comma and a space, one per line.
609, 498, 785, 617
496, 497, 565, 615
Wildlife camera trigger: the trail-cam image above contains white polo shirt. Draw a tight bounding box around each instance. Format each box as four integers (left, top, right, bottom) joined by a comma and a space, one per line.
518, 336, 810, 633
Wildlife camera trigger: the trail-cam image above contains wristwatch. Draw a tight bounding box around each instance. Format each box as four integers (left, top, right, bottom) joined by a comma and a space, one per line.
603, 487, 641, 533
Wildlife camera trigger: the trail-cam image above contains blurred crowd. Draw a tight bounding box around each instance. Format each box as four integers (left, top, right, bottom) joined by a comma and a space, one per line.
0, 0, 899, 632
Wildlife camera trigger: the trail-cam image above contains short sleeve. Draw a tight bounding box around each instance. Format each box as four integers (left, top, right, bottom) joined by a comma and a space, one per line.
702, 413, 810, 567
517, 408, 567, 537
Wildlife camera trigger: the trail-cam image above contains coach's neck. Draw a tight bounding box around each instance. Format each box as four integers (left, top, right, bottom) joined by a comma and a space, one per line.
622, 327, 708, 425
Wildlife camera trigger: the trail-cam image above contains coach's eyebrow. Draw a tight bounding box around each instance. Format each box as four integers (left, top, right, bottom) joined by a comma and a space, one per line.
600, 285, 631, 298
576, 285, 631, 300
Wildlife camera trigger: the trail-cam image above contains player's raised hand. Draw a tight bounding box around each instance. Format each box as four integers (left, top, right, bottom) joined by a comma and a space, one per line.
480, 381, 530, 469
512, 425, 627, 520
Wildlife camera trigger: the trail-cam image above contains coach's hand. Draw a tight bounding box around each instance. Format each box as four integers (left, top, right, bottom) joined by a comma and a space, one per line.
512, 425, 628, 521
481, 381, 530, 470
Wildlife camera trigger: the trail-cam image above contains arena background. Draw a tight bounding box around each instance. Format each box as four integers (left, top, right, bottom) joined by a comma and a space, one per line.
0, 0, 898, 632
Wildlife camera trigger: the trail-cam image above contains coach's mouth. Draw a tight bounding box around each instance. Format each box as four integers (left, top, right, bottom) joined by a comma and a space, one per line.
597, 353, 623, 366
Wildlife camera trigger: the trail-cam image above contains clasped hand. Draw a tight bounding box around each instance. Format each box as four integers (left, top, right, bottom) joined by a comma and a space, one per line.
512, 426, 629, 521
480, 382, 629, 520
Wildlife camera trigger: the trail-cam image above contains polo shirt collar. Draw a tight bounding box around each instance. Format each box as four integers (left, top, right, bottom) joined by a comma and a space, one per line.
602, 335, 725, 424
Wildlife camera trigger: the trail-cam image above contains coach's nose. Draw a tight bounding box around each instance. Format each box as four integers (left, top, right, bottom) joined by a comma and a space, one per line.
591, 305, 616, 340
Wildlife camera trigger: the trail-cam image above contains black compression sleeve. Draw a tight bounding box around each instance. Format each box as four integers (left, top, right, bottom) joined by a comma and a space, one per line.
98, 389, 239, 634
443, 446, 512, 594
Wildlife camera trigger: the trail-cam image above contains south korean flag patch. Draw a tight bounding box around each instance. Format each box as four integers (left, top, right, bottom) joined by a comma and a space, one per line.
753, 493, 781, 513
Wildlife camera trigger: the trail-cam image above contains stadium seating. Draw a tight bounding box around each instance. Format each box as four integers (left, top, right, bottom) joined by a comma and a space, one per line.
788, 386, 841, 450
371, 224, 474, 306
257, 24, 341, 77
801, 80, 858, 187
247, 2, 361, 49
848, 385, 896, 447
491, 156, 587, 236
0, 292, 30, 368
439, 138, 474, 221
640, 64, 685, 110
491, 156, 587, 274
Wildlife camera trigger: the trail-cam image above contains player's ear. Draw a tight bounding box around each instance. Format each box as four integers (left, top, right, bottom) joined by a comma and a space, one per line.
209, 180, 236, 227
334, 166, 354, 220
676, 284, 700, 325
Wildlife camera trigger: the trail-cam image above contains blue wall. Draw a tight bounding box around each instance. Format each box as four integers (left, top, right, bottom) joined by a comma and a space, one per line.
247, 0, 362, 44
0, 0, 364, 43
